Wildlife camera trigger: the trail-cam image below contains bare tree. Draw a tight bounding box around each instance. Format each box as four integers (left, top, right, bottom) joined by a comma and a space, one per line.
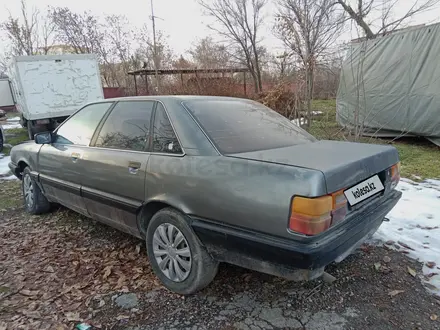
276, 0, 344, 127
50, 7, 103, 54
189, 37, 232, 68
134, 25, 175, 93
271, 52, 299, 80
50, 7, 122, 85
173, 55, 194, 69
337, 0, 440, 39
40, 12, 56, 55
135, 24, 174, 71
199, 0, 267, 93
101, 15, 136, 87
1, 0, 55, 57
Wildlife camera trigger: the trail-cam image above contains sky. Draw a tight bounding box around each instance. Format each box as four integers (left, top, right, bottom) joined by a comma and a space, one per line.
1, 0, 440, 58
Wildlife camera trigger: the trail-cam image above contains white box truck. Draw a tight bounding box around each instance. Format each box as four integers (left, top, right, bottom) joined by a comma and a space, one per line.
0, 78, 15, 109
8, 54, 104, 138
0, 78, 15, 152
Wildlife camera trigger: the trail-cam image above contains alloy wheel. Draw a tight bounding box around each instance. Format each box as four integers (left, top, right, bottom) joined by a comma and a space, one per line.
23, 174, 34, 208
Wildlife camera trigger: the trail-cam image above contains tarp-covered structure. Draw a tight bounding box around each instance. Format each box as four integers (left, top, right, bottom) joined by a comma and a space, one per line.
337, 23, 440, 146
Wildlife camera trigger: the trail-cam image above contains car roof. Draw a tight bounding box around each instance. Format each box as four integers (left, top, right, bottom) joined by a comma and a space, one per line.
97, 95, 249, 103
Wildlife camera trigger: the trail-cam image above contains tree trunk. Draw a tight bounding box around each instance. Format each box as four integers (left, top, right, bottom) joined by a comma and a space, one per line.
337, 0, 375, 39
254, 53, 263, 93
252, 70, 259, 94
305, 63, 314, 129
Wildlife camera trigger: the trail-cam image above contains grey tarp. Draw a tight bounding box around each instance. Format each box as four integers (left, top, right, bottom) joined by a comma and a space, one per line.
336, 23, 440, 144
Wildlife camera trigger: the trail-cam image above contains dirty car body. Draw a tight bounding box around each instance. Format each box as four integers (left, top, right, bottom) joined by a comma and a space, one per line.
9, 96, 402, 293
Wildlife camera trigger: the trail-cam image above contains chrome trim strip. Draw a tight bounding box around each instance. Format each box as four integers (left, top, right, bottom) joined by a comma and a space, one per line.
85, 145, 186, 157
53, 99, 186, 157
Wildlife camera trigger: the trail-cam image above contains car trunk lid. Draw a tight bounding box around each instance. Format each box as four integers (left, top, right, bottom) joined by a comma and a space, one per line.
227, 140, 399, 194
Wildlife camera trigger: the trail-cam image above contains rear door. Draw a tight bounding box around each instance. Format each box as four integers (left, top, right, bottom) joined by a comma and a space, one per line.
80, 100, 155, 237
38, 102, 114, 215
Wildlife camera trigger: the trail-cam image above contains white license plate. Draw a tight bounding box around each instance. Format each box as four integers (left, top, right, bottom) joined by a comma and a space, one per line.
344, 175, 384, 206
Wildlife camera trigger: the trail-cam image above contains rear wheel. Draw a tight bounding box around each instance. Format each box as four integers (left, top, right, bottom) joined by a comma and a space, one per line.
146, 208, 218, 295
22, 167, 51, 215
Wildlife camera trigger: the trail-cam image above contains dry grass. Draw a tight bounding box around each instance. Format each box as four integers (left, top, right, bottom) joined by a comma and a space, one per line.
308, 99, 440, 180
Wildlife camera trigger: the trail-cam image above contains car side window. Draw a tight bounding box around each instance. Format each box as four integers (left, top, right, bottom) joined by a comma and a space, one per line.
54, 103, 113, 146
152, 103, 182, 154
94, 101, 154, 152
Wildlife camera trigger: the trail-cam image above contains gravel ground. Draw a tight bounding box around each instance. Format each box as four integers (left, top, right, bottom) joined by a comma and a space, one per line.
0, 181, 439, 330
105, 249, 440, 330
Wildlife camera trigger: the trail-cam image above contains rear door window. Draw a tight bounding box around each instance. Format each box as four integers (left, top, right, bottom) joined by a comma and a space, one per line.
94, 101, 154, 152
152, 103, 183, 154
183, 99, 316, 154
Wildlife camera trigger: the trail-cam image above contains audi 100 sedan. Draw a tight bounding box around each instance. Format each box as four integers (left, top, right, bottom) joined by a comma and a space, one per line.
8, 96, 402, 294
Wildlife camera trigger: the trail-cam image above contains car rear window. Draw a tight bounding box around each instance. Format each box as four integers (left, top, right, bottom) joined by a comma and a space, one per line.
183, 99, 316, 154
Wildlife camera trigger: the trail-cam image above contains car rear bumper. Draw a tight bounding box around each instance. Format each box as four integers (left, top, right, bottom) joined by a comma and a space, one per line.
191, 189, 402, 280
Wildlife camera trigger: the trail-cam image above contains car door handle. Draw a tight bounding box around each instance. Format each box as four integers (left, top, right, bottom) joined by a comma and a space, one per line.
71, 152, 81, 163
128, 161, 141, 174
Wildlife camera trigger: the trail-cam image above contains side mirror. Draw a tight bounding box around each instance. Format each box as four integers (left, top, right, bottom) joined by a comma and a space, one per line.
35, 132, 53, 144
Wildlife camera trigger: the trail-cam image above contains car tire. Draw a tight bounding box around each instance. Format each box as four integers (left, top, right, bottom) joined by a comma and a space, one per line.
146, 207, 219, 295
22, 167, 51, 215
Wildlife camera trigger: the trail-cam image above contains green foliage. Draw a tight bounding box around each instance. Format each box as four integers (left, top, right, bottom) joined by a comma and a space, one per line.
2, 128, 28, 156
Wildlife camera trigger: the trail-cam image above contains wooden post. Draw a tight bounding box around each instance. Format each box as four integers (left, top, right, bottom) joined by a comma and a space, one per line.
144, 74, 149, 95
243, 71, 247, 96
134, 75, 138, 96
195, 70, 201, 94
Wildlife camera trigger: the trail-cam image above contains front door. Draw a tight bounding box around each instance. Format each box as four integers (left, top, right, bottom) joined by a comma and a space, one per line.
38, 102, 114, 215
80, 100, 155, 237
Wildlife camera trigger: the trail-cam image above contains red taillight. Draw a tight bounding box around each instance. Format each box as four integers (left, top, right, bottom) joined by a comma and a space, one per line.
331, 190, 348, 226
289, 191, 348, 236
289, 212, 332, 235
390, 162, 401, 188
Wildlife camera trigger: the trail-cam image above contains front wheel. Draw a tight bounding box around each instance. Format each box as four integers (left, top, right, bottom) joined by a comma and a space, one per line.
22, 167, 51, 214
146, 208, 218, 295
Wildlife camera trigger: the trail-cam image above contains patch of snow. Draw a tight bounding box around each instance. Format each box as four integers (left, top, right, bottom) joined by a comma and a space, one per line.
291, 118, 308, 126
372, 178, 440, 296
312, 111, 323, 115
0, 154, 17, 180
2, 117, 22, 130
2, 122, 22, 130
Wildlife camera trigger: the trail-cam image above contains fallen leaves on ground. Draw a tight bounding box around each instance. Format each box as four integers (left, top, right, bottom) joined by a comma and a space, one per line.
398, 241, 415, 251
407, 266, 417, 277
388, 290, 405, 297
0, 208, 158, 329
116, 315, 130, 320
426, 261, 436, 269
